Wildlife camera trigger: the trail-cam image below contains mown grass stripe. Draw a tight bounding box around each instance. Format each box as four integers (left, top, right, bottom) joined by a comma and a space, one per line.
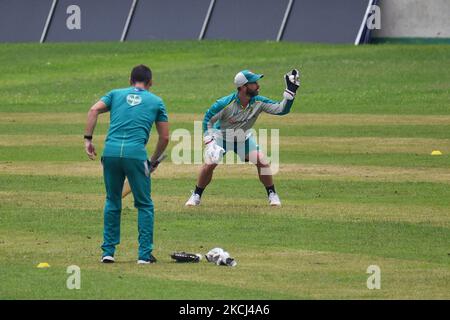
1, 190, 449, 227
1, 174, 449, 207
2, 122, 450, 139
3, 112, 450, 126
1, 146, 448, 168
2, 135, 450, 157
2, 161, 450, 184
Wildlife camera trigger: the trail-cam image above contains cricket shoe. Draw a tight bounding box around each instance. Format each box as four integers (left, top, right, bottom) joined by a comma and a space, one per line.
185, 192, 201, 206
268, 192, 281, 207
137, 254, 157, 264
101, 255, 115, 263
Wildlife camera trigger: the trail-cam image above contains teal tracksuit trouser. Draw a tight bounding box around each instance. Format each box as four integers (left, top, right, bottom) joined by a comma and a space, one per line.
101, 156, 154, 261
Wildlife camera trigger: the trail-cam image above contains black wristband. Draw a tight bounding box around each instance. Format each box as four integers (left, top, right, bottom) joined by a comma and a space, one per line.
84, 135, 93, 140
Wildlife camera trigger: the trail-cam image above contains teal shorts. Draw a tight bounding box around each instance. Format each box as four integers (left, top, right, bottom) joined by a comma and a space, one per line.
217, 137, 259, 161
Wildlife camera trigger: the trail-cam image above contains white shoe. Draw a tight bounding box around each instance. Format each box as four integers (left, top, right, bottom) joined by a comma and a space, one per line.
137, 254, 157, 264
185, 192, 201, 206
101, 256, 115, 263
268, 192, 281, 206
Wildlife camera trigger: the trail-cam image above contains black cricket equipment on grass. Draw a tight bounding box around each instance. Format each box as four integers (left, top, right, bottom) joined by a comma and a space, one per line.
170, 251, 202, 263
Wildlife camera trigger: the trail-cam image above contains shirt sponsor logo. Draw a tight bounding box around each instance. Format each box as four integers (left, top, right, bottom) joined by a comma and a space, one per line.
127, 94, 142, 106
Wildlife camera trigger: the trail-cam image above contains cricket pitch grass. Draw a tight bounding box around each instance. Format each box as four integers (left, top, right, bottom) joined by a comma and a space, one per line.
0, 41, 449, 299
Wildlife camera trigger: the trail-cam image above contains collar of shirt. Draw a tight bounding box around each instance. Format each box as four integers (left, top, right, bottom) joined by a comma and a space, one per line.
132, 86, 146, 92
235, 92, 256, 109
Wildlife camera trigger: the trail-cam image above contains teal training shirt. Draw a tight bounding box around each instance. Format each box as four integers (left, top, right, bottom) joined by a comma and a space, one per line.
100, 87, 168, 161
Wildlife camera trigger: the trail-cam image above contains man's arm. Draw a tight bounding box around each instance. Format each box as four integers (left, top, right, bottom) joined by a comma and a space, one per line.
203, 104, 223, 134
84, 100, 109, 160
259, 69, 301, 116
149, 121, 170, 172
258, 96, 294, 116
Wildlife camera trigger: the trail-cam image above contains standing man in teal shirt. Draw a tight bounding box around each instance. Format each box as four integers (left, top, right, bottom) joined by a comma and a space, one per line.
84, 65, 169, 264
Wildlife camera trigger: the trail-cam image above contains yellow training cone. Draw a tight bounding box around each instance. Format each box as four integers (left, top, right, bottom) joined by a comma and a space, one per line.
431, 150, 443, 156
37, 262, 50, 268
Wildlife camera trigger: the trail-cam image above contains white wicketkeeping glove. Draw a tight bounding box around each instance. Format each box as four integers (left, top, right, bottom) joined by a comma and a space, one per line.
204, 136, 225, 164
205, 248, 237, 267
205, 248, 224, 263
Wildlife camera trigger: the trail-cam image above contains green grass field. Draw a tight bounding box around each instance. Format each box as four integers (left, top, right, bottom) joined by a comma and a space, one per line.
0, 41, 449, 299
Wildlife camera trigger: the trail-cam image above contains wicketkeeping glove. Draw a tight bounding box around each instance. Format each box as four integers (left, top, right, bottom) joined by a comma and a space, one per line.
205, 248, 237, 267
283, 69, 301, 100
170, 251, 202, 263
204, 136, 225, 164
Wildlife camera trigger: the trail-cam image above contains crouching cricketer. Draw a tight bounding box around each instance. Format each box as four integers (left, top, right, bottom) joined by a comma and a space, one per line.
186, 69, 300, 207
84, 64, 169, 264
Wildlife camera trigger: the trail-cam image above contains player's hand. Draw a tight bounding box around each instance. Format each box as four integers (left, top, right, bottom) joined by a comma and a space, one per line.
84, 139, 97, 160
149, 160, 160, 173
204, 136, 225, 164
283, 69, 301, 100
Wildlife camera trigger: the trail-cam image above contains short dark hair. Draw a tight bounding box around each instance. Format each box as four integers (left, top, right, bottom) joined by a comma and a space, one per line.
130, 64, 152, 85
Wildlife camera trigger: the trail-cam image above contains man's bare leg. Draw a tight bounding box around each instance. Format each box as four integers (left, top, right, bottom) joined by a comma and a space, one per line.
197, 163, 218, 188
246, 151, 272, 186
247, 151, 281, 206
